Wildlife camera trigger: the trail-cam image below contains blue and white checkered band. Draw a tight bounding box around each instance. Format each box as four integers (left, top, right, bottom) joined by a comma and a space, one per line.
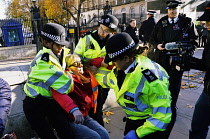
41, 31, 61, 42
109, 23, 117, 29
108, 40, 135, 59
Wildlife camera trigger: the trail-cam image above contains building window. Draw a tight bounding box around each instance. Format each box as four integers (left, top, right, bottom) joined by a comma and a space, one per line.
114, 0, 117, 5
88, 15, 91, 22
122, 0, 126, 4
83, 15, 86, 25
113, 10, 117, 16
130, 8, 135, 18
139, 5, 146, 20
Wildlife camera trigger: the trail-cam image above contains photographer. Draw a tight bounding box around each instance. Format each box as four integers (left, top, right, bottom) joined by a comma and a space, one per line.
190, 2, 210, 139
149, 0, 198, 137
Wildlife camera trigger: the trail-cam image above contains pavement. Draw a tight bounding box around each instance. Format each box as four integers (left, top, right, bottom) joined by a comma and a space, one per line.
0, 48, 209, 139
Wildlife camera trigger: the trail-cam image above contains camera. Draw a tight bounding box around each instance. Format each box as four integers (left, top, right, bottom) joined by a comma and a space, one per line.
165, 41, 194, 71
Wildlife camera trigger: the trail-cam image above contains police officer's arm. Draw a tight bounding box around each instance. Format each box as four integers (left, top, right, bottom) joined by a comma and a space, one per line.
30, 60, 73, 95
135, 70, 171, 138
138, 22, 145, 40
73, 37, 86, 61
149, 21, 164, 50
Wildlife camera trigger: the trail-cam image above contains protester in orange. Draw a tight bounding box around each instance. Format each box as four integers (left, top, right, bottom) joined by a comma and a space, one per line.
52, 54, 109, 139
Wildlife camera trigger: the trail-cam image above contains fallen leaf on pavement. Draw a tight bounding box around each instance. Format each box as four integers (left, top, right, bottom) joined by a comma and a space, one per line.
181, 82, 186, 85
189, 74, 195, 77
181, 86, 188, 89
103, 117, 111, 124
186, 104, 194, 108
197, 80, 204, 84
189, 84, 197, 88
103, 111, 114, 116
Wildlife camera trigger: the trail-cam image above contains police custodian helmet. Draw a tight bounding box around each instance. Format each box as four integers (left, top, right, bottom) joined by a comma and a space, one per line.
41, 23, 69, 46
104, 32, 138, 63
98, 14, 119, 31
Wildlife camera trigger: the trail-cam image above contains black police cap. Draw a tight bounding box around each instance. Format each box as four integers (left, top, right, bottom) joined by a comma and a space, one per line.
166, 0, 183, 9
104, 32, 138, 63
197, 2, 210, 21
147, 10, 156, 15
98, 14, 119, 31
41, 23, 69, 46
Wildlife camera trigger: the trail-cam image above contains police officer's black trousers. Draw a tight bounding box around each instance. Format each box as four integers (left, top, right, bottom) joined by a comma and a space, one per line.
124, 118, 170, 139
89, 86, 109, 127
23, 96, 74, 139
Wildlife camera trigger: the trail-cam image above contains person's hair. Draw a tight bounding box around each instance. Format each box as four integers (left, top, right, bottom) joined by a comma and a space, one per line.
66, 54, 81, 68
129, 19, 136, 23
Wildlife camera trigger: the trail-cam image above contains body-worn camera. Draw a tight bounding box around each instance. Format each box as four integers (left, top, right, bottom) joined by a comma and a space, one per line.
165, 41, 194, 71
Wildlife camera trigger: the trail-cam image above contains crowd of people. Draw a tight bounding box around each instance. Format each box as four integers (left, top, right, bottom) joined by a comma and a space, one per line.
1, 0, 210, 139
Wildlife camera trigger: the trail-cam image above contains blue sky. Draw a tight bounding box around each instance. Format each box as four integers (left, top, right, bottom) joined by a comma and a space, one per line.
0, 0, 6, 19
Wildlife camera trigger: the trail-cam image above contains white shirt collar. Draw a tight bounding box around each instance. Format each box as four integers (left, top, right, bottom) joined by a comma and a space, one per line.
168, 16, 179, 24
124, 59, 136, 74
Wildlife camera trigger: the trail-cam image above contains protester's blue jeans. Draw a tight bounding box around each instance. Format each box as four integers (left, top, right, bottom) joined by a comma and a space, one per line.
190, 91, 210, 139
70, 116, 110, 139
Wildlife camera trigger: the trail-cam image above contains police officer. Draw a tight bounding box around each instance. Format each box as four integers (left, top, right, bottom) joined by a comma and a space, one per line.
97, 32, 172, 139
190, 2, 210, 138
23, 23, 74, 139
74, 14, 119, 126
149, 0, 197, 137
139, 10, 156, 44
124, 19, 140, 44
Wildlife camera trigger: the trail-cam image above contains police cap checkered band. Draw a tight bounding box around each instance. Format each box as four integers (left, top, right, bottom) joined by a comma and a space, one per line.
41, 31, 61, 42
41, 23, 69, 46
107, 40, 135, 59
104, 32, 138, 63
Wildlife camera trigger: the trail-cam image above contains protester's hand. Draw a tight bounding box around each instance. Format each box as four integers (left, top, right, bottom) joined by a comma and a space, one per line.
72, 110, 84, 124
157, 44, 165, 50
101, 59, 109, 68
123, 130, 139, 139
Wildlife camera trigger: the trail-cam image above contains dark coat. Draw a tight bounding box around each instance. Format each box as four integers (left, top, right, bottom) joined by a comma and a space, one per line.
149, 14, 198, 69
139, 16, 156, 42
124, 25, 139, 44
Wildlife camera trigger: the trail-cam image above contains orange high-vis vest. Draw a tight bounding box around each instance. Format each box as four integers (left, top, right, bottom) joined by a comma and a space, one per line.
90, 73, 99, 113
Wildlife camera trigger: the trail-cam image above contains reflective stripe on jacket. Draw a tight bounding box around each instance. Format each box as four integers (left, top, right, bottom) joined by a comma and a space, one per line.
96, 55, 172, 138
24, 47, 73, 98
90, 73, 99, 113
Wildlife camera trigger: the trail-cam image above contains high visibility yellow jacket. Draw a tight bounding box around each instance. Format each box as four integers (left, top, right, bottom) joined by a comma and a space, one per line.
96, 55, 172, 138
74, 30, 106, 61
24, 47, 73, 98
74, 31, 111, 84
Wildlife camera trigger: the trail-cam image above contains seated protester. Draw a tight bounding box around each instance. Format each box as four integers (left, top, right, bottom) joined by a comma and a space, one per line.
52, 54, 110, 139
96, 33, 172, 139
0, 78, 11, 138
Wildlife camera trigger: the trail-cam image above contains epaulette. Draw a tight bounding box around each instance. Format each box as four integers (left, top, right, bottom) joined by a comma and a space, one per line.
41, 53, 49, 62
81, 31, 92, 38
142, 69, 158, 83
